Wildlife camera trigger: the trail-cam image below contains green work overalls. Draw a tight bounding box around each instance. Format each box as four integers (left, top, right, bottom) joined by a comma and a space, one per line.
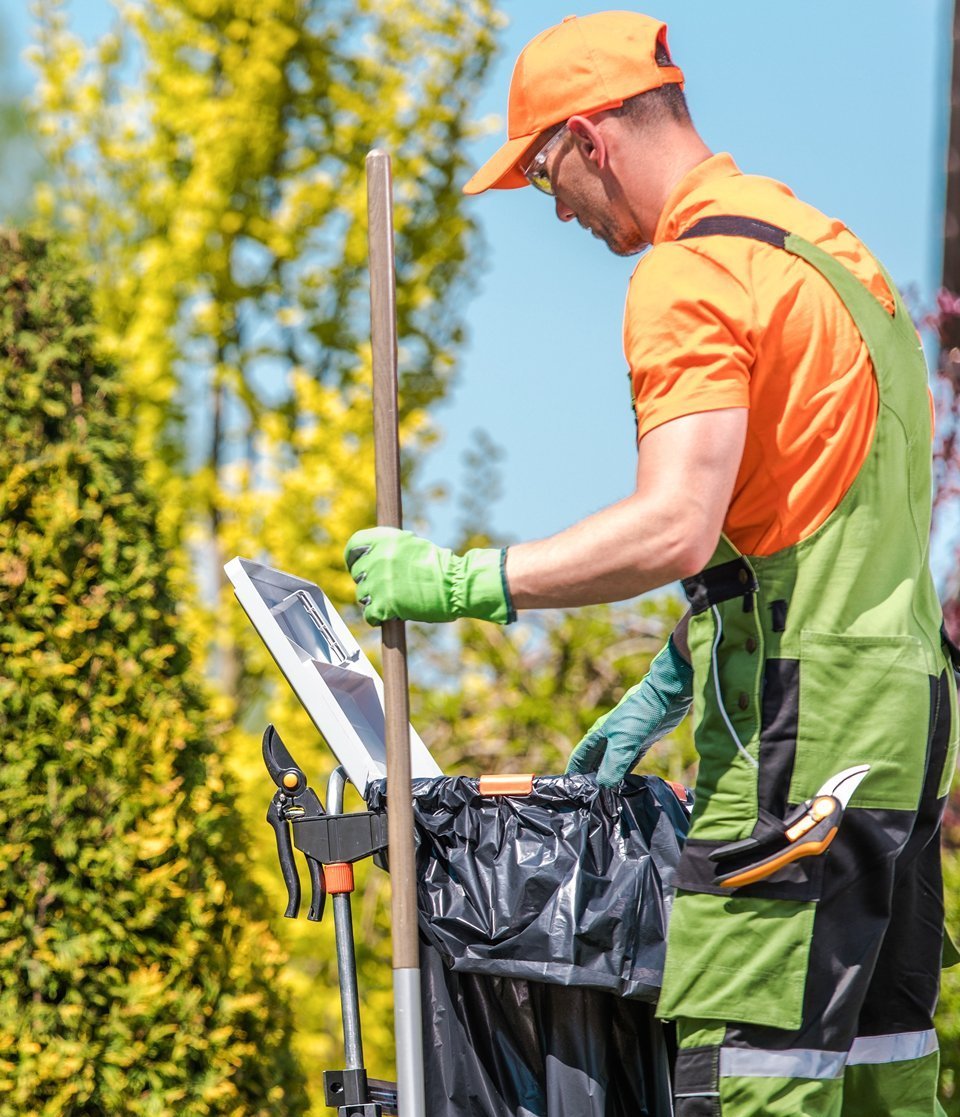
653, 216, 959, 1117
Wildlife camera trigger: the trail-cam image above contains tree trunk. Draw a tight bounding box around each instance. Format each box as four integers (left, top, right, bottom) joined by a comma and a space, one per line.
945, 0, 960, 299
938, 0, 960, 647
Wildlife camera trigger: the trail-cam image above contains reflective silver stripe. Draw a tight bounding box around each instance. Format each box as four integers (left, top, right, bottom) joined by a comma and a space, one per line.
719, 1047, 846, 1080
717, 1030, 940, 1080
847, 1030, 939, 1066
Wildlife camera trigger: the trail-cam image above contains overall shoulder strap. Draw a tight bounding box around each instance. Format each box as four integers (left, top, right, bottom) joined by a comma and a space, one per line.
675, 214, 908, 344
676, 215, 788, 249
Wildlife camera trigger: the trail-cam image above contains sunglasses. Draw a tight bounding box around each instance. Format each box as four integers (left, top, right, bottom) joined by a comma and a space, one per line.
522, 124, 570, 196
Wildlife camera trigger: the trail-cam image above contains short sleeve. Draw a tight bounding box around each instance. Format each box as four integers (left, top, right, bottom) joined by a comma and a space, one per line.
624, 243, 756, 441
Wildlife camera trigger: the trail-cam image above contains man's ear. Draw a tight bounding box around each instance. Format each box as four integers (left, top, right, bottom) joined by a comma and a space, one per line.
567, 115, 607, 170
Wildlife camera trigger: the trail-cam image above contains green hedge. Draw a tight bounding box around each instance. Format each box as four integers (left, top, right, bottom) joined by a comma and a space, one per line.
0, 230, 307, 1115
939, 845, 960, 1113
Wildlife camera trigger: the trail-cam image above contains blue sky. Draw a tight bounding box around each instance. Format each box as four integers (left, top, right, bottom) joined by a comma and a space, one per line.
1, 1, 951, 551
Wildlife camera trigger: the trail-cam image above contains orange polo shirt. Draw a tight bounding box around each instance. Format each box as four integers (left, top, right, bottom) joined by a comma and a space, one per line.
624, 153, 895, 556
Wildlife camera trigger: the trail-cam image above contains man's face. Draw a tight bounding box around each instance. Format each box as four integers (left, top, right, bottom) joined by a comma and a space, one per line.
538, 127, 647, 257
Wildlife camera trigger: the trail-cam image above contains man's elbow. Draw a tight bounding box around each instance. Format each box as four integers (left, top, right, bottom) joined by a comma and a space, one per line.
659, 524, 721, 582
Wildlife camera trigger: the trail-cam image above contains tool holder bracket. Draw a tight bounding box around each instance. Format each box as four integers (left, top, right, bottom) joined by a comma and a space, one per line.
324, 1069, 399, 1115
294, 811, 388, 868
262, 724, 400, 1114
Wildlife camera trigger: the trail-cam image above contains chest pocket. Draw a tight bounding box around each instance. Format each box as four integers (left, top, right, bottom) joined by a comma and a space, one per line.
792, 630, 928, 811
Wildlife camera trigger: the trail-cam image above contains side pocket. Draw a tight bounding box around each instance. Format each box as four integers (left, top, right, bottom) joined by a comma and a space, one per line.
658, 890, 816, 1030
790, 631, 929, 811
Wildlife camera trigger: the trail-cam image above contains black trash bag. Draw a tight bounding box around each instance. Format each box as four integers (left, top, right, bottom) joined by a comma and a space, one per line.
419, 939, 676, 1117
365, 773, 690, 1001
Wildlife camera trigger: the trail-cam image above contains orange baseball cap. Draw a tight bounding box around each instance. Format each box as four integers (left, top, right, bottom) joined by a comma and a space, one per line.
463, 11, 684, 196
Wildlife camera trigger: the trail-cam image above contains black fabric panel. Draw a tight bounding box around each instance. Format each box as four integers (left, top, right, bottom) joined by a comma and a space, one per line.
420, 943, 675, 1116
674, 836, 823, 902
674, 1046, 721, 1116
942, 623, 960, 674
675, 1099, 721, 1117
676, 215, 788, 248
675, 655, 808, 902
855, 671, 950, 1037
724, 803, 912, 1052
769, 599, 789, 632
674, 1045, 719, 1096
681, 557, 758, 616
929, 669, 953, 804
854, 811, 944, 1037
727, 672, 946, 1054
757, 659, 800, 820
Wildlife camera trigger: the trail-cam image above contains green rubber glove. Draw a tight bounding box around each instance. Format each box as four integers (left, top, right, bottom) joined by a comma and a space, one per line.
567, 636, 693, 787
344, 526, 515, 626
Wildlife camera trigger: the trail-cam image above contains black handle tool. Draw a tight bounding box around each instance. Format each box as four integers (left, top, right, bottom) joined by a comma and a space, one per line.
263, 724, 327, 922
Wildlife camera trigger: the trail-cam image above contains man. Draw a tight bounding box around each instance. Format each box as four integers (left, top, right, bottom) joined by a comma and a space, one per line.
345, 11, 957, 1116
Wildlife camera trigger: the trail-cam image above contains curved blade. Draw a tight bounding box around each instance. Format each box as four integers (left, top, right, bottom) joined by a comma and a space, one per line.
262, 724, 305, 793
816, 764, 870, 808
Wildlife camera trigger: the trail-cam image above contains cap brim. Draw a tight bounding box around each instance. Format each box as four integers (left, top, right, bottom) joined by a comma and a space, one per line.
463, 133, 539, 196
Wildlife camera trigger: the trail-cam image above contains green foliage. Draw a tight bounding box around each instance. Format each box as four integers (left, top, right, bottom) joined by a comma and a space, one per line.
25, 0, 502, 1098
0, 229, 307, 1115
28, 0, 503, 633
411, 596, 694, 781
939, 846, 960, 1112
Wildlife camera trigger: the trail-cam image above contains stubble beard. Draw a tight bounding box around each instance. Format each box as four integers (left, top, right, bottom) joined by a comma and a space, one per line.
601, 224, 647, 257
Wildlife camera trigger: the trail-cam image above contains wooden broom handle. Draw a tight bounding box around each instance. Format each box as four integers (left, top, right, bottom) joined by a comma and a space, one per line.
365, 149, 419, 971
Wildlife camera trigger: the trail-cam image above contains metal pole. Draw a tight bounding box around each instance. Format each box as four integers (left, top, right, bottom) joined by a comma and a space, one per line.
327, 767, 364, 1073
365, 148, 426, 1117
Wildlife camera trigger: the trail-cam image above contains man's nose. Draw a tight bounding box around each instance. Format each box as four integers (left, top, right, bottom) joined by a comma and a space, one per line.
555, 198, 576, 222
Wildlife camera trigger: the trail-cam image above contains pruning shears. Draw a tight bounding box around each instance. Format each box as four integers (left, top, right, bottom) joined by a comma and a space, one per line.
264, 724, 327, 921
262, 724, 389, 925
710, 764, 870, 889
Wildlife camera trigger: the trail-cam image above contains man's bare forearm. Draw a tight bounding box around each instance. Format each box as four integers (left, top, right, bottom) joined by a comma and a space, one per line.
505, 408, 748, 612
505, 492, 712, 607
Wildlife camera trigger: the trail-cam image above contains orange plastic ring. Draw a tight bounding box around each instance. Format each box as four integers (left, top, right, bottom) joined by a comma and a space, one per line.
324, 862, 355, 894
